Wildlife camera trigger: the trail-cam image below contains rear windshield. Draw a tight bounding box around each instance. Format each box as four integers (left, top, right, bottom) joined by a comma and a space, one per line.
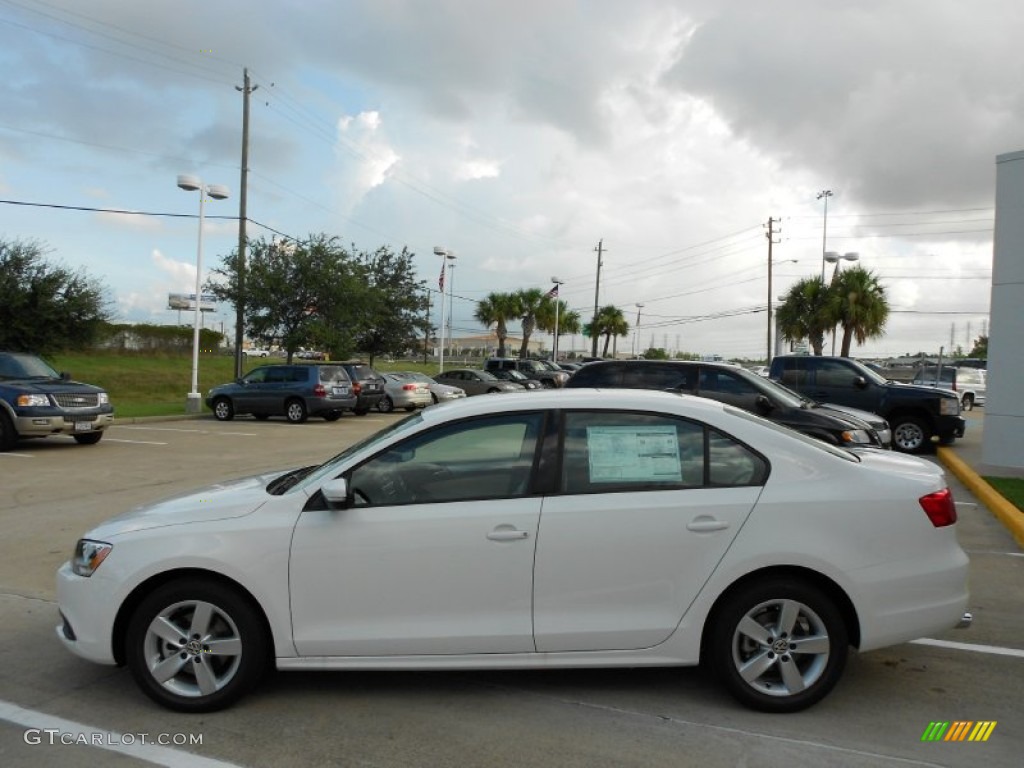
318, 366, 350, 384
347, 365, 381, 380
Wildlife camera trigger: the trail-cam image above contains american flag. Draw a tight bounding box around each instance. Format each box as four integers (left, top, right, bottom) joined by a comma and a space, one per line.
438, 260, 446, 292
544, 284, 559, 299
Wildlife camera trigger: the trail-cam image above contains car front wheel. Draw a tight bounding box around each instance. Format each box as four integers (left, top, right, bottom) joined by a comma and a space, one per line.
212, 398, 234, 421
710, 579, 848, 713
125, 579, 268, 713
892, 416, 929, 453
961, 394, 974, 411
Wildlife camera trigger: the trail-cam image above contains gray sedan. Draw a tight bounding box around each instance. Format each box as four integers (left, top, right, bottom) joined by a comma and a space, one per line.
394, 371, 467, 404
434, 369, 525, 396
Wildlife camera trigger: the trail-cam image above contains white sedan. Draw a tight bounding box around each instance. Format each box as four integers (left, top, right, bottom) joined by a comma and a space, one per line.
56, 389, 970, 713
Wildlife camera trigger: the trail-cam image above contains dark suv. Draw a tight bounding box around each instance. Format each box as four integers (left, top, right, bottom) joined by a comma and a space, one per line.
484, 358, 569, 388
205, 364, 356, 423
0, 351, 114, 451
566, 359, 891, 449
336, 362, 386, 415
769, 355, 965, 453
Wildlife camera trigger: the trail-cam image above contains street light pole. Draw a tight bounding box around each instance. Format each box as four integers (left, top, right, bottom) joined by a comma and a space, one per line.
633, 303, 644, 358
817, 189, 833, 282
434, 247, 451, 372
551, 277, 564, 360
447, 256, 457, 362
177, 174, 229, 413
825, 251, 859, 355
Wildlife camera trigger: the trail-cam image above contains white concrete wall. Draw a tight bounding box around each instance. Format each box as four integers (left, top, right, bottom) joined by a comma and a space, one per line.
982, 150, 1024, 469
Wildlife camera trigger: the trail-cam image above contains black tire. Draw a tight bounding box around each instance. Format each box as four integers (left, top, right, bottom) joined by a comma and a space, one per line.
709, 579, 848, 713
322, 410, 343, 422
961, 394, 974, 412
431, 393, 439, 404
354, 408, 369, 416
212, 398, 234, 422
377, 396, 394, 413
0, 411, 18, 451
73, 431, 104, 445
285, 399, 307, 424
125, 578, 268, 713
891, 415, 930, 454
253, 413, 270, 421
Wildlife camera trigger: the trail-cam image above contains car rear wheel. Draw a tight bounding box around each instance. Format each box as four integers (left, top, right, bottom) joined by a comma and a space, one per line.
710, 579, 848, 713
212, 398, 234, 421
73, 431, 103, 445
354, 408, 369, 416
125, 578, 268, 713
285, 399, 307, 424
322, 410, 343, 422
961, 394, 974, 411
891, 415, 929, 453
377, 396, 394, 413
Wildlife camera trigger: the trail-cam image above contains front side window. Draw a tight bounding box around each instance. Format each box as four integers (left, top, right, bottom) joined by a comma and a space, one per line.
348, 413, 545, 506
242, 367, 269, 384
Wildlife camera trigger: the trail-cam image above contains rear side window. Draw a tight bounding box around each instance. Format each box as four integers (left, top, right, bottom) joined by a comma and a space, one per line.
567, 364, 623, 387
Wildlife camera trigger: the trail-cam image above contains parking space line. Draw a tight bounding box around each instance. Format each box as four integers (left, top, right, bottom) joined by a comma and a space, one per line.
912, 638, 1024, 658
0, 698, 244, 768
0, 453, 33, 458
117, 427, 258, 437
103, 439, 169, 446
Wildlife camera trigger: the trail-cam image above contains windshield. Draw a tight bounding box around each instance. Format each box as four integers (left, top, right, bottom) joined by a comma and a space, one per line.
290, 411, 425, 492
0, 353, 61, 380
735, 368, 808, 408
846, 359, 888, 386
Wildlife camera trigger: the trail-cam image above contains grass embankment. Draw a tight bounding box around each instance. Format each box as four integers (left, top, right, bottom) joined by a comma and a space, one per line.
48, 352, 444, 418
984, 477, 1024, 514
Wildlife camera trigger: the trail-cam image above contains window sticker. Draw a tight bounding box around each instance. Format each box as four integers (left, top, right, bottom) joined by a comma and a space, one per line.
586, 425, 683, 483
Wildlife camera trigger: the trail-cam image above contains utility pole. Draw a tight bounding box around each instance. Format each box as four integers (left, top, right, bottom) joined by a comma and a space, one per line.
766, 216, 781, 363
234, 67, 257, 378
423, 289, 431, 364
591, 239, 604, 358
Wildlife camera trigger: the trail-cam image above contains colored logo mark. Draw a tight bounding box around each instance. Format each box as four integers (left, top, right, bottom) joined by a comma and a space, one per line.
921, 721, 997, 742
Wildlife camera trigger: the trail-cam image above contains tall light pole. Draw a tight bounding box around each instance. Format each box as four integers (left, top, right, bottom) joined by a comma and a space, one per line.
550, 277, 564, 360
446, 255, 457, 361
178, 174, 229, 413
633, 303, 644, 358
433, 247, 452, 372
817, 189, 833, 282
825, 251, 859, 355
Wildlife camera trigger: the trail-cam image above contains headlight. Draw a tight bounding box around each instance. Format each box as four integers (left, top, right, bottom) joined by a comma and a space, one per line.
939, 398, 960, 416
17, 394, 49, 407
97, 393, 109, 405
840, 429, 872, 444
71, 539, 113, 577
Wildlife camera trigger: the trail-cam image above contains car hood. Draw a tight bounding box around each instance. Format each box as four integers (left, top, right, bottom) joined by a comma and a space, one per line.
5, 378, 105, 394
817, 403, 887, 430
87, 469, 289, 539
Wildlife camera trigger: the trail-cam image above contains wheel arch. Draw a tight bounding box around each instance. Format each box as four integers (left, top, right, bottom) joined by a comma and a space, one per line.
699, 565, 861, 663
111, 568, 276, 667
886, 407, 935, 430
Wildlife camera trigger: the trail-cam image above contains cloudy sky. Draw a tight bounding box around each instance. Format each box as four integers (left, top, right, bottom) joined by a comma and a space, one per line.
0, 0, 1010, 360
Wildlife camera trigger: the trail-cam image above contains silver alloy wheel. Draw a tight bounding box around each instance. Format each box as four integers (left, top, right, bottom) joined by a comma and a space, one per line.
285, 400, 306, 423
213, 398, 233, 421
142, 599, 243, 699
892, 419, 926, 452
730, 597, 831, 698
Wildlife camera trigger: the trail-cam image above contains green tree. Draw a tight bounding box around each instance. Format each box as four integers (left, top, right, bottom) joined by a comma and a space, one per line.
968, 335, 988, 358
588, 305, 629, 357
207, 234, 366, 362
535, 298, 581, 355
513, 288, 547, 358
0, 239, 109, 354
474, 292, 519, 357
828, 266, 889, 357
356, 246, 430, 364
776, 277, 832, 356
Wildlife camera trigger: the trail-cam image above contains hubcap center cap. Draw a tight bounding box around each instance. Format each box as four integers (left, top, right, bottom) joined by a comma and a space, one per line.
184, 639, 204, 656
771, 638, 790, 654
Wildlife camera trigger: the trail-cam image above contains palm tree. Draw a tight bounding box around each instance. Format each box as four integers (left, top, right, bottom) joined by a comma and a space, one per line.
536, 299, 581, 354
514, 288, 546, 358
591, 305, 629, 357
829, 266, 889, 356
474, 292, 519, 357
776, 277, 832, 355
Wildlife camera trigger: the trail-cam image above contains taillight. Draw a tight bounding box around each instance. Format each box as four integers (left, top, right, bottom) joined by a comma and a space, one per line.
920, 488, 957, 527
352, 382, 362, 394
402, 384, 417, 391
313, 384, 326, 398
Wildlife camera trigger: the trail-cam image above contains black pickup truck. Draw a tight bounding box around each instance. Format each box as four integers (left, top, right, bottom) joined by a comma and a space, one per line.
769, 355, 965, 453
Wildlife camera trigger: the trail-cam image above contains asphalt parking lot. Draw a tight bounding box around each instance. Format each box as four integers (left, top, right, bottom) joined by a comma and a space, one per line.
1, 410, 1021, 768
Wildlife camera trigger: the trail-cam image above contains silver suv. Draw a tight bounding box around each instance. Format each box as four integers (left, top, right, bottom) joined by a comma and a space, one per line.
912, 366, 986, 411
483, 358, 569, 388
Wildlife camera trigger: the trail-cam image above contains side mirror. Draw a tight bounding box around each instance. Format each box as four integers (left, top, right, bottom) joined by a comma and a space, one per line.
755, 394, 773, 415
853, 376, 868, 389
321, 478, 350, 510
60, 371, 71, 381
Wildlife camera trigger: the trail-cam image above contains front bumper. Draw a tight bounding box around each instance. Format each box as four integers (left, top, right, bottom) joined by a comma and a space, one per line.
15, 411, 114, 438
55, 561, 119, 665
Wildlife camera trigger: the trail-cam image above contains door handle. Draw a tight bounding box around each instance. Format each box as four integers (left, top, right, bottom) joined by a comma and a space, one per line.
686, 517, 729, 533
487, 528, 530, 541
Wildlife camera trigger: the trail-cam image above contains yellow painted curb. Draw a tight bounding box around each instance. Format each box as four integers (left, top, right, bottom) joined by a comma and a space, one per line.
938, 446, 1024, 549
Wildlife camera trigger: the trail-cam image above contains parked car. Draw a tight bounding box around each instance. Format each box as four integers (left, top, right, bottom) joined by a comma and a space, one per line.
484, 358, 569, 388
394, 371, 466, 404
952, 358, 987, 370
377, 372, 433, 413
567, 360, 890, 449
557, 362, 583, 373
296, 349, 325, 360
748, 365, 770, 377
912, 366, 986, 411
336, 362, 386, 415
434, 369, 525, 396
243, 348, 270, 358
205, 364, 356, 423
0, 351, 114, 450
56, 389, 970, 714
489, 368, 543, 390
769, 355, 965, 454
